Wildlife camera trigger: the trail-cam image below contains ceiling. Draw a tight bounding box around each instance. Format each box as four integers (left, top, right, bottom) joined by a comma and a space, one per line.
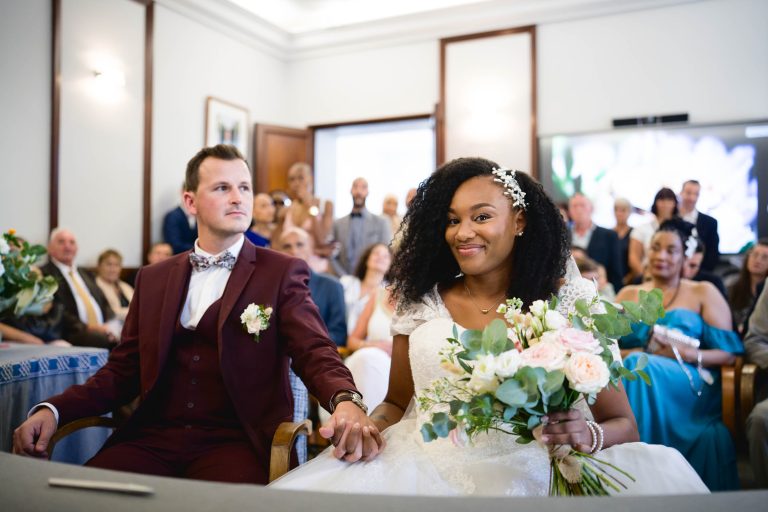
226, 0, 497, 34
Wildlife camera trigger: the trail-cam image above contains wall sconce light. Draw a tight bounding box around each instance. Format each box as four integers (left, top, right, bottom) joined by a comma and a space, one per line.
89, 67, 125, 103
93, 69, 126, 88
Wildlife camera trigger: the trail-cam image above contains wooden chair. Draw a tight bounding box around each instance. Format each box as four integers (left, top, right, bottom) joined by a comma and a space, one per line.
47, 415, 311, 483
721, 356, 744, 442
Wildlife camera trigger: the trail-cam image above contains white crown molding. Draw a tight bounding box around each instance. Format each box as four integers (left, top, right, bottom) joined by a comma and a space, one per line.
154, 0, 290, 60
157, 0, 702, 61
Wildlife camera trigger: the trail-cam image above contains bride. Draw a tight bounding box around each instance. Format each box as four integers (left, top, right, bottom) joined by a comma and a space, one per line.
271, 157, 708, 496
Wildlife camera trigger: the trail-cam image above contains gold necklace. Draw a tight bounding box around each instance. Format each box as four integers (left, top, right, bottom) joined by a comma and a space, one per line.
463, 281, 505, 315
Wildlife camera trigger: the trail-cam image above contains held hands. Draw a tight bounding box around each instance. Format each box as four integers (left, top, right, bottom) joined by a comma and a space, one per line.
13, 408, 57, 458
319, 401, 385, 463
539, 409, 592, 454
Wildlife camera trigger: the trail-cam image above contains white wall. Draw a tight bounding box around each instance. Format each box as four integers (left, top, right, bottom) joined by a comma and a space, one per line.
0, 0, 50, 246
286, 40, 439, 127
58, 0, 145, 267
537, 0, 768, 135
151, 3, 289, 246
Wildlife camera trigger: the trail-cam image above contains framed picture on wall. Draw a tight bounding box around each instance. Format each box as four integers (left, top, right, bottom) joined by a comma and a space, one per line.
205, 96, 249, 157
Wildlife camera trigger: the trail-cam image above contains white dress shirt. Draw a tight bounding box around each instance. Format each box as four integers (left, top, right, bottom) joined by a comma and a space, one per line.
181, 236, 244, 329
35, 235, 245, 425
51, 259, 104, 325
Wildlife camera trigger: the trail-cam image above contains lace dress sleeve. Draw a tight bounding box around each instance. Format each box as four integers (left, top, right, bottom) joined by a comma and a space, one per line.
557, 257, 621, 363
390, 288, 449, 336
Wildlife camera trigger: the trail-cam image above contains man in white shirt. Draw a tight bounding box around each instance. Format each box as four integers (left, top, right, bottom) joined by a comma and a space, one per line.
14, 145, 382, 484
679, 180, 720, 272
39, 228, 116, 348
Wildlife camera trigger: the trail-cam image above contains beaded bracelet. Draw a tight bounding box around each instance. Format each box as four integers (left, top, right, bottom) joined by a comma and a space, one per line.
586, 420, 604, 454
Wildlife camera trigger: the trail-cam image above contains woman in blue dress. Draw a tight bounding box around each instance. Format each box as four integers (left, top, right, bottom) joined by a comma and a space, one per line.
616, 218, 743, 491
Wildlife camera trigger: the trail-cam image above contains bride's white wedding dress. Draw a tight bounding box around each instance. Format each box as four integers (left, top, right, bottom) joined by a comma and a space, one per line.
271, 263, 709, 496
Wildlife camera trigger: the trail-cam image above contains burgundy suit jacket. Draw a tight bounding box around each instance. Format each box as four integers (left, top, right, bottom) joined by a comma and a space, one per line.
47, 240, 356, 459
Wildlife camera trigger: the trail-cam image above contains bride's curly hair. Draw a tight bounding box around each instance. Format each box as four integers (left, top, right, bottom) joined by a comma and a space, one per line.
389, 157, 569, 309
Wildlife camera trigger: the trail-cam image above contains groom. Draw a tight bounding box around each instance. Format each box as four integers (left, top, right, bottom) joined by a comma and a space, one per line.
13, 145, 382, 483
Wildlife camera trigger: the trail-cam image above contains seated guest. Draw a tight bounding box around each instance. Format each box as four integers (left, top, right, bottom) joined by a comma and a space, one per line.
40, 229, 116, 349
682, 238, 727, 298
95, 249, 134, 323
728, 238, 768, 337
744, 279, 768, 488
147, 242, 173, 265
628, 187, 678, 282
617, 218, 743, 491
162, 186, 197, 254
340, 243, 391, 332
568, 192, 623, 292
0, 302, 74, 346
345, 287, 394, 412
277, 227, 347, 347
245, 193, 275, 248
574, 254, 616, 302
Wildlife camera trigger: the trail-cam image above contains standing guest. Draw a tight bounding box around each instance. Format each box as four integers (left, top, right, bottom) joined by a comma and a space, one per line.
40, 229, 116, 349
679, 180, 720, 272
331, 178, 391, 276
245, 193, 275, 248
147, 242, 173, 265
744, 279, 768, 488
568, 192, 623, 292
682, 238, 727, 299
728, 239, 768, 336
613, 198, 634, 284
340, 243, 392, 333
275, 163, 334, 266
277, 227, 347, 347
381, 194, 402, 240
628, 187, 678, 280
162, 186, 197, 254
618, 218, 743, 491
13, 144, 382, 483
95, 249, 134, 324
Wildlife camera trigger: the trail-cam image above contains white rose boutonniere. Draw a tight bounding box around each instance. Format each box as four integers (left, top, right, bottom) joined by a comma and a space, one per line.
240, 303, 273, 342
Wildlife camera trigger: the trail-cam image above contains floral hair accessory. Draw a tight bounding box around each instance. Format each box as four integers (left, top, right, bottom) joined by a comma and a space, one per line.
684, 233, 697, 259
491, 167, 527, 210
240, 303, 272, 342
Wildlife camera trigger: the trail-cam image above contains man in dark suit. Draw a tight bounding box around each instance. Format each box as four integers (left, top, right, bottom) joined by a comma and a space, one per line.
277, 227, 347, 346
680, 180, 720, 272
331, 178, 391, 276
568, 193, 623, 292
40, 229, 116, 348
162, 188, 197, 254
14, 145, 382, 483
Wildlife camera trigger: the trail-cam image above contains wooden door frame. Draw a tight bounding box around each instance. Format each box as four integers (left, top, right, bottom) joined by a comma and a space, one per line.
438, 26, 538, 178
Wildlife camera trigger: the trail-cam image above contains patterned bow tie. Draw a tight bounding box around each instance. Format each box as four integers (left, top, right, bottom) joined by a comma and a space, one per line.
189, 251, 236, 272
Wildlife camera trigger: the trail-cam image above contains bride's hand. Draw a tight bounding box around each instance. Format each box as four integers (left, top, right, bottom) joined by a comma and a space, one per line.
539, 409, 592, 453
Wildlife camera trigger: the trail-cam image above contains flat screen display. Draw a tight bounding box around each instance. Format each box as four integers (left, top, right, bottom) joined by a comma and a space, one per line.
538, 121, 768, 254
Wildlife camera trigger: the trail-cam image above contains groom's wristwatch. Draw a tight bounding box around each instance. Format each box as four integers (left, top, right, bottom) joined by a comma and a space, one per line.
329, 390, 367, 414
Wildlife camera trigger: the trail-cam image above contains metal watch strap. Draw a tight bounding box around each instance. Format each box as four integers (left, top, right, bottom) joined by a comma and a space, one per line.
329, 390, 367, 413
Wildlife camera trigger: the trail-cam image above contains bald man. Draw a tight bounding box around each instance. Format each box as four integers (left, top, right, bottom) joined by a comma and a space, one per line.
40, 228, 116, 348
331, 177, 391, 276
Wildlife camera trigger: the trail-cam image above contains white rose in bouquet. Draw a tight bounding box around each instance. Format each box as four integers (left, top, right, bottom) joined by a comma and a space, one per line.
564, 352, 610, 394
468, 354, 500, 393
494, 349, 522, 378
520, 339, 568, 372
530, 299, 547, 317
543, 309, 568, 330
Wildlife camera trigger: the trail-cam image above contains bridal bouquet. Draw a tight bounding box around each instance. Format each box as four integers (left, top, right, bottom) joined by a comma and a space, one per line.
418, 290, 663, 496
0, 229, 58, 318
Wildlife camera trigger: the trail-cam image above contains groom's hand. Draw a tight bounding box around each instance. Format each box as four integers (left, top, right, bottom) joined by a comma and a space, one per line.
320, 402, 385, 462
